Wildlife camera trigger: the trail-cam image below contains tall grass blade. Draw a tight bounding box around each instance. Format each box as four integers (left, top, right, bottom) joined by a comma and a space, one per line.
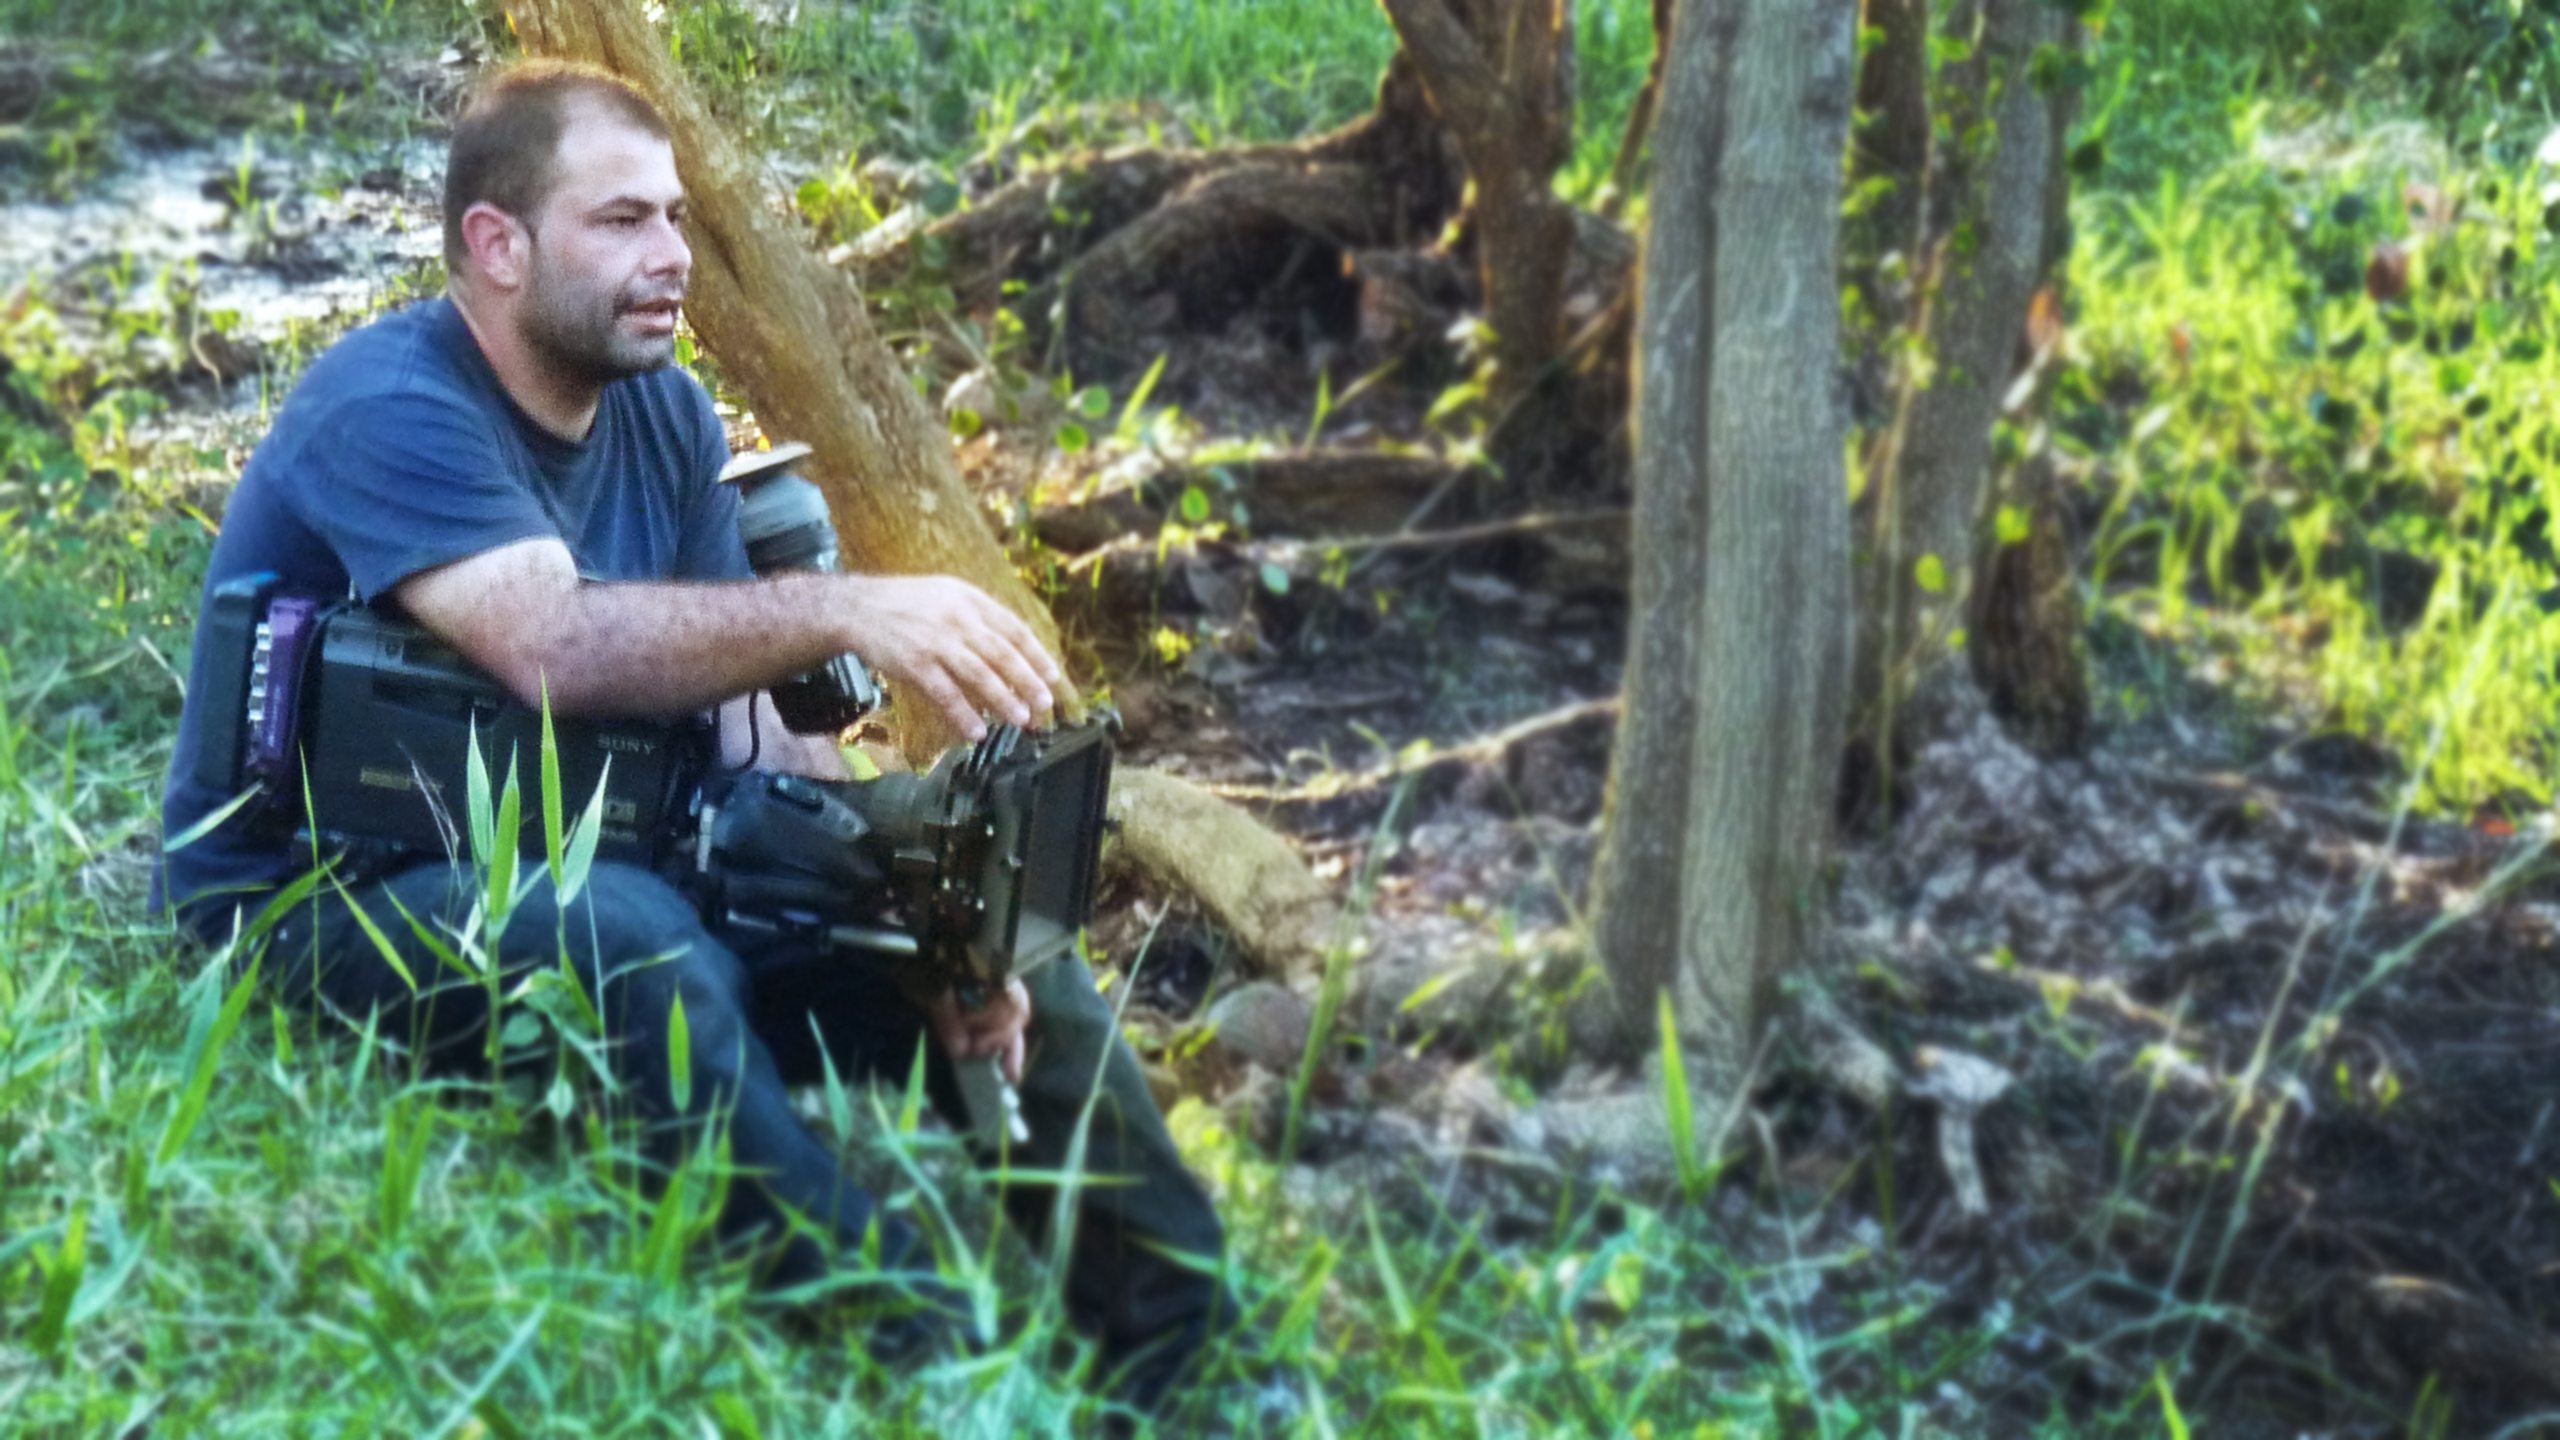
466, 720, 494, 868
1660, 988, 1704, 1201
667, 990, 693, 1115
28, 1200, 87, 1359
157, 954, 260, 1170
2154, 1365, 2192, 1440
539, 680, 565, 885
159, 781, 264, 852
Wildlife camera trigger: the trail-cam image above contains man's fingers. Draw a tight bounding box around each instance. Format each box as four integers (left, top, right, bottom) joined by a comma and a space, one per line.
960, 627, 1055, 724
974, 595, 1062, 685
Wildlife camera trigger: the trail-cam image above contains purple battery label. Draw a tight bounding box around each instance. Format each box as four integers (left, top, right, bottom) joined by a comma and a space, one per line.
249, 594, 324, 787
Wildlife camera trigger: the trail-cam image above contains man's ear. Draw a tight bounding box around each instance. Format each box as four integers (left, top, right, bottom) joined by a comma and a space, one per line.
459, 202, 532, 290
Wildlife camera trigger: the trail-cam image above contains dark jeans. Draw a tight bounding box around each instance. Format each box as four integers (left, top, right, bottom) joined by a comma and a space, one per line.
264, 858, 1229, 1402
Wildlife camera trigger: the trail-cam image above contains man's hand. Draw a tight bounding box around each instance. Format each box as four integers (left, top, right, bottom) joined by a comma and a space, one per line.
837, 575, 1059, 741
924, 977, 1031, 1085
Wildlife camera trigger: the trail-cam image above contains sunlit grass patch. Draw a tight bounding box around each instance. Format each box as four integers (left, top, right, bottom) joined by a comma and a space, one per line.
2065, 81, 2560, 809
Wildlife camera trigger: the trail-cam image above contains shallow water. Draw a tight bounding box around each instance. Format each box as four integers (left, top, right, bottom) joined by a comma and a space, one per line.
0, 136, 446, 348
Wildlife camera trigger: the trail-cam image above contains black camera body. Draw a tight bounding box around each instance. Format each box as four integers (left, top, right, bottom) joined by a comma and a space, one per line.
189, 576, 1116, 1001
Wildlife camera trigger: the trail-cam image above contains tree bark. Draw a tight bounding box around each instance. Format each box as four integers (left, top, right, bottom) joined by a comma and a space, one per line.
1851, 0, 2074, 769
1583, 0, 1855, 1096
1379, 0, 1579, 409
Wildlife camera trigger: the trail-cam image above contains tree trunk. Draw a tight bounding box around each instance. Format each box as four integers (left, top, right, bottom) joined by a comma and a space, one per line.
1583, 0, 1854, 1097
1851, 0, 2074, 775
1971, 36, 2092, 759
1379, 0, 1579, 410
508, 0, 1058, 746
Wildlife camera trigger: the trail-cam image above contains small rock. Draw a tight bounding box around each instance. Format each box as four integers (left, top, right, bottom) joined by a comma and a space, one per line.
1201, 982, 1313, 1073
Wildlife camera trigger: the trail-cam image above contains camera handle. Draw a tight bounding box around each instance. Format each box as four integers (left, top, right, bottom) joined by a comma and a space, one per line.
951, 1038, 1029, 1147
715, 903, 1036, 1148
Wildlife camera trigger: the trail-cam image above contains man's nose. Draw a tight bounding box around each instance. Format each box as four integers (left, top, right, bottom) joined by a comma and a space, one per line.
649, 215, 691, 282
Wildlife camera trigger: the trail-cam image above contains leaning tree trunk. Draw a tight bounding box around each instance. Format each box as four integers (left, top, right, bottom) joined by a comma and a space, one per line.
507, 0, 1336, 980
1579, 0, 1855, 1111
1852, 0, 2074, 764
1380, 0, 1578, 411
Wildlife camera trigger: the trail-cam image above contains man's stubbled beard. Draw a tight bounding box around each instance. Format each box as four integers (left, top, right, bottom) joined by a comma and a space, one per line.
519, 235, 682, 385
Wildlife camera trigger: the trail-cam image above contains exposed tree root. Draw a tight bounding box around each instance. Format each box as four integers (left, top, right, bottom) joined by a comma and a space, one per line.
1106, 766, 1336, 984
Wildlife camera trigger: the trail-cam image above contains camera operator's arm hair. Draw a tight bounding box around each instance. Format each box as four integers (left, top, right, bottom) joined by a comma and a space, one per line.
395, 536, 1060, 738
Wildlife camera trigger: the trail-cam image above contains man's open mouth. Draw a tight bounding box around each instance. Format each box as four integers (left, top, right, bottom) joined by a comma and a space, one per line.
625, 298, 682, 333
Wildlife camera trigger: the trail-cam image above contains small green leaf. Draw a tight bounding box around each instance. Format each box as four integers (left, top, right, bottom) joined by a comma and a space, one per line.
1179, 485, 1211, 524
1603, 1249, 1645, 1314
794, 178, 829, 213
500, 1012, 544, 1051
667, 993, 693, 1115
949, 406, 983, 439
1995, 504, 2031, 545
1075, 384, 1110, 418
1055, 420, 1089, 454
1260, 562, 1291, 595
922, 179, 961, 217
1914, 553, 1949, 594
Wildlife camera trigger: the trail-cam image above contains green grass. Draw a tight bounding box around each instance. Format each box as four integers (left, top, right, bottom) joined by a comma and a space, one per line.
2060, 45, 2560, 809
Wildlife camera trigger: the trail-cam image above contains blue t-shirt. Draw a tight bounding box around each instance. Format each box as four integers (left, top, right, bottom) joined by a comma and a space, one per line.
160, 296, 750, 933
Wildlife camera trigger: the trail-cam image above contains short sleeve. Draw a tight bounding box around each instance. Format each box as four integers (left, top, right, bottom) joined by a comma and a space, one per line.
297, 391, 559, 603
672, 379, 754, 582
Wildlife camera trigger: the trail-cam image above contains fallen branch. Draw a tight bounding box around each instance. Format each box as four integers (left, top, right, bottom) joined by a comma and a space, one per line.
1201, 696, 1619, 833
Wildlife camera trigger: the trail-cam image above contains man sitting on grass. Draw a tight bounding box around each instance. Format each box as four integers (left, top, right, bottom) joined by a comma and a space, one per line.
156, 57, 1230, 1415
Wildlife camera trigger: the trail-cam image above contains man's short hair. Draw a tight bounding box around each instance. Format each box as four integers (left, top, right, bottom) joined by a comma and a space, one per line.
442, 59, 673, 271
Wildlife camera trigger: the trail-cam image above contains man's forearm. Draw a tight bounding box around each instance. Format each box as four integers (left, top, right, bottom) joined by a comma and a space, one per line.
397, 538, 1061, 739
522, 573, 849, 717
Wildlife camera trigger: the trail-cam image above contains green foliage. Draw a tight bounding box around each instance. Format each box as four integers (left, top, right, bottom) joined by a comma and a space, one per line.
2064, 70, 2560, 809
2109, 0, 2429, 73
661, 0, 1397, 162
